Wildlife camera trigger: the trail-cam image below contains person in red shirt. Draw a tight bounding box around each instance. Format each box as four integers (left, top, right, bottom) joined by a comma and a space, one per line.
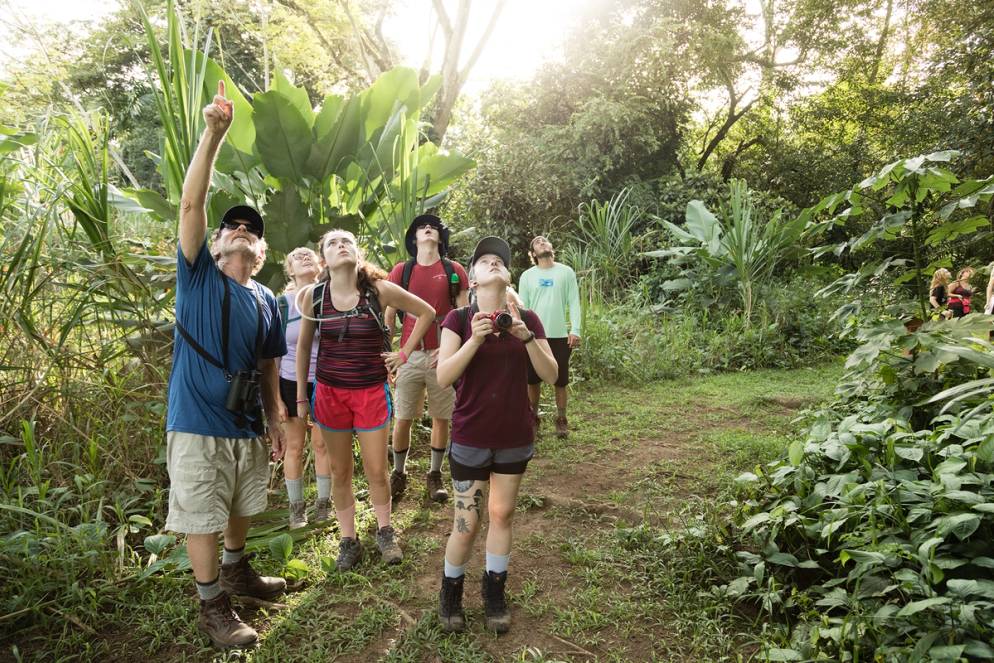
434, 237, 558, 634
384, 215, 469, 503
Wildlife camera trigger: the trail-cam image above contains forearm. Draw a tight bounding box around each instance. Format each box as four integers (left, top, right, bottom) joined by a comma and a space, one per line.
182, 129, 225, 209
259, 359, 280, 416
527, 342, 558, 384
436, 341, 480, 388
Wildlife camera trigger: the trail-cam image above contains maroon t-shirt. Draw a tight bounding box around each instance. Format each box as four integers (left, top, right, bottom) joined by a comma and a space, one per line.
388, 259, 469, 350
441, 306, 546, 449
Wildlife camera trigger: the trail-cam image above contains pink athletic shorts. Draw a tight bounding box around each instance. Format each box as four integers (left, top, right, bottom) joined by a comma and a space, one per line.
312, 382, 392, 432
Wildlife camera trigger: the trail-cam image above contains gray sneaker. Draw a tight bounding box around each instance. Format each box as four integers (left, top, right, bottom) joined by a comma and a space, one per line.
376, 526, 403, 565
313, 498, 331, 523
336, 537, 363, 571
288, 500, 307, 530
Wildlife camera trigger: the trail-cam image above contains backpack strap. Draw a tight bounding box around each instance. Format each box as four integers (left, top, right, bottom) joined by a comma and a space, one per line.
363, 281, 391, 352
441, 258, 459, 310
397, 258, 417, 324
311, 281, 326, 319
277, 294, 289, 336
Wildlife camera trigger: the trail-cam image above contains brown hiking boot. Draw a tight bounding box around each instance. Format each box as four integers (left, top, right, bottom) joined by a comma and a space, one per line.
220, 553, 286, 601
426, 470, 448, 503
198, 592, 257, 649
313, 497, 331, 523
390, 469, 408, 501
288, 500, 307, 529
555, 414, 568, 438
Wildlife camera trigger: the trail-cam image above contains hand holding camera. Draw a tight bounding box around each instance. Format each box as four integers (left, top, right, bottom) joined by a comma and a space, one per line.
506, 301, 533, 342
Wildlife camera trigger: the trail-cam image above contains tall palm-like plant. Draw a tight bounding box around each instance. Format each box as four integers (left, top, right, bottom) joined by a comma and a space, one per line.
569, 187, 643, 298
651, 179, 811, 325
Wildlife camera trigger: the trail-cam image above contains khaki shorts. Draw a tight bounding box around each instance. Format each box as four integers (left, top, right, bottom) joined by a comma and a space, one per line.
394, 350, 455, 421
165, 431, 270, 534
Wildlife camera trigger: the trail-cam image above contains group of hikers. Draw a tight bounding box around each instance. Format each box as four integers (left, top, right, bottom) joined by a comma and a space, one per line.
929, 266, 994, 319
165, 83, 583, 648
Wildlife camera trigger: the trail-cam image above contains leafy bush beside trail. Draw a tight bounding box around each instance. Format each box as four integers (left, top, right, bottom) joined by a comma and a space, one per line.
724, 316, 994, 660
572, 272, 854, 384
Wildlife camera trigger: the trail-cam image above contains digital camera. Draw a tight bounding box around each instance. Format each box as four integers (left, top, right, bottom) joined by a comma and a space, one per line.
486, 310, 513, 331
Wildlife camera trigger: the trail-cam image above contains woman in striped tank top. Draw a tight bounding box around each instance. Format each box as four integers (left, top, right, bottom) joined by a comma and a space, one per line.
296, 229, 435, 570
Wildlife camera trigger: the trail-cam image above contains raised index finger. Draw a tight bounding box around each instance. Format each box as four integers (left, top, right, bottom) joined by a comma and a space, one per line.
217, 79, 226, 98
508, 300, 521, 319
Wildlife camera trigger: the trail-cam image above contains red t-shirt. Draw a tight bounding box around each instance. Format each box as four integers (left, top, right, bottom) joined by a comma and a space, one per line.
388, 259, 468, 350
441, 307, 546, 449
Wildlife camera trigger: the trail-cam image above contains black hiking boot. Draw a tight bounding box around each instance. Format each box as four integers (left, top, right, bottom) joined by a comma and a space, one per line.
438, 573, 466, 632
481, 570, 511, 634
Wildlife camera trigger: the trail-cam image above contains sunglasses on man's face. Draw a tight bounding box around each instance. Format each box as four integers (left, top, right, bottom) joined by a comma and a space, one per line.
222, 220, 261, 237
417, 223, 438, 231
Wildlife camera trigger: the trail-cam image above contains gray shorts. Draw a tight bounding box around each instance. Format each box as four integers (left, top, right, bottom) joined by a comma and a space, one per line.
165, 432, 270, 534
449, 441, 534, 480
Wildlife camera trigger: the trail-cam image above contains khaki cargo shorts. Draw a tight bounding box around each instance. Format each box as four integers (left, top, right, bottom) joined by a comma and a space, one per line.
394, 349, 455, 421
165, 431, 270, 534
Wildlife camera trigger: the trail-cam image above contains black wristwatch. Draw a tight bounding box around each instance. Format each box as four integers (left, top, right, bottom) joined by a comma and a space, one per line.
523, 331, 536, 345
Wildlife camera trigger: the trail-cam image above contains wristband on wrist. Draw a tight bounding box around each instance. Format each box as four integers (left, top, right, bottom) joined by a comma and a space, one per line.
523, 331, 536, 344
398, 349, 408, 364
296, 399, 308, 403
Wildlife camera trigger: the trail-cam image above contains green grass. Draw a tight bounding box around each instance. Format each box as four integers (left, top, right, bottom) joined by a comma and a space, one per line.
5, 361, 842, 662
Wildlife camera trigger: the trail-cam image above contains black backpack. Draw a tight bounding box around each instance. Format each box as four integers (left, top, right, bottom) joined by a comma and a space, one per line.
396, 257, 460, 323
310, 280, 391, 352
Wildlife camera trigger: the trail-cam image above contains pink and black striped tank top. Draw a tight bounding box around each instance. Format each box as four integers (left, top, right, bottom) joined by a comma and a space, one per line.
315, 285, 388, 388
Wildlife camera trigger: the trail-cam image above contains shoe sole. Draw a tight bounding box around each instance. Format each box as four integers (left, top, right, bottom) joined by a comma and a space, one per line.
289, 521, 308, 530
200, 629, 258, 650
439, 617, 465, 633
224, 586, 286, 601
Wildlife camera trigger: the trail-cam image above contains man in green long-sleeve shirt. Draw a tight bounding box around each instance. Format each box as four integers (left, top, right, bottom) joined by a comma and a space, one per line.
518, 235, 582, 438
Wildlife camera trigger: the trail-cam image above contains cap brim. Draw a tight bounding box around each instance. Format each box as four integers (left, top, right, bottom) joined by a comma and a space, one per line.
471, 236, 511, 267
221, 205, 265, 237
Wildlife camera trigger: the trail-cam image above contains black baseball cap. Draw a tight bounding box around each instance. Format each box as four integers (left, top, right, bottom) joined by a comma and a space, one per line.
220, 205, 265, 237
470, 236, 511, 268
405, 213, 450, 257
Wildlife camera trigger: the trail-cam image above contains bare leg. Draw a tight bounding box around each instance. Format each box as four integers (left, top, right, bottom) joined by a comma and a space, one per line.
187, 532, 220, 583
445, 479, 487, 566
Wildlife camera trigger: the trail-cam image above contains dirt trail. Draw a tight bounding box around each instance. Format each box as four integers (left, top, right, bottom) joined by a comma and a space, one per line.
341, 414, 745, 662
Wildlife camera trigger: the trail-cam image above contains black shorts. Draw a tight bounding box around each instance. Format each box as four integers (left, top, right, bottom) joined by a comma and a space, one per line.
279, 377, 315, 416
448, 442, 534, 480
527, 337, 571, 387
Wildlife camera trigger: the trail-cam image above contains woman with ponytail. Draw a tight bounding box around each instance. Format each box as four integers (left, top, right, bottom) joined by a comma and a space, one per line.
295, 229, 435, 569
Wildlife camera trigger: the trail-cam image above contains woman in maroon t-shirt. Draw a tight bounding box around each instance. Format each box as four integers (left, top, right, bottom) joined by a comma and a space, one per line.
434, 236, 558, 634
295, 229, 434, 572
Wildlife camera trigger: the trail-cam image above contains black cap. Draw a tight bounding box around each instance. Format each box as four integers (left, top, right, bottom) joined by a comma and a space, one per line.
470, 236, 511, 268
405, 213, 450, 257
220, 205, 264, 237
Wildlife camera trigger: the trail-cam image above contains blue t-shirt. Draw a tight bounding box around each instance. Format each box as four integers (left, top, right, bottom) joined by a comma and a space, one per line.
167, 242, 286, 438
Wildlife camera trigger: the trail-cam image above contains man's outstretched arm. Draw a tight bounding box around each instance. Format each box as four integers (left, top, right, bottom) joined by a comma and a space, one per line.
179, 81, 233, 265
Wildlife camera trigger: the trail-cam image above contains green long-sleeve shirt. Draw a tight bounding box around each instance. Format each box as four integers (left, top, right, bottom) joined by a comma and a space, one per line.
518, 262, 582, 338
